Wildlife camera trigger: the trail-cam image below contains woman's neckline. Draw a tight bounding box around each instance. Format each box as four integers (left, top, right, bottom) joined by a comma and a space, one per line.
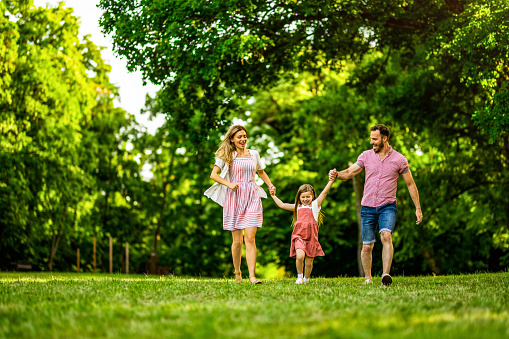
235, 149, 251, 158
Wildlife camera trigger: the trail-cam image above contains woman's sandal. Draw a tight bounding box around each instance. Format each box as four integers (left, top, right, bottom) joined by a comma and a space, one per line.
234, 271, 242, 283
364, 278, 372, 284
249, 276, 262, 284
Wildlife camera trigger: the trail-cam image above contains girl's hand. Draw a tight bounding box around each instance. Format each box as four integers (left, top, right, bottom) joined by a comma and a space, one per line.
228, 182, 239, 191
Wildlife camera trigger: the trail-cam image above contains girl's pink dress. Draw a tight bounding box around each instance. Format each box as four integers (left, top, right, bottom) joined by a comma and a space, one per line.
290, 204, 325, 258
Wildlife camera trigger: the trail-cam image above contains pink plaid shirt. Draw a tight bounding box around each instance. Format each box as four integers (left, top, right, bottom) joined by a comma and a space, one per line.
355, 147, 409, 207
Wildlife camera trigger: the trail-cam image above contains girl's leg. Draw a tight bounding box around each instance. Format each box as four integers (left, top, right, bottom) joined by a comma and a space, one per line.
304, 257, 314, 279
231, 230, 243, 282
244, 227, 259, 282
295, 249, 305, 275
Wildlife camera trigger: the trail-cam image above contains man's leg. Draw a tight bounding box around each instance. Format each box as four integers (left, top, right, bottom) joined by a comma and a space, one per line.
378, 202, 397, 285
380, 231, 393, 275
361, 243, 374, 281
360, 205, 377, 283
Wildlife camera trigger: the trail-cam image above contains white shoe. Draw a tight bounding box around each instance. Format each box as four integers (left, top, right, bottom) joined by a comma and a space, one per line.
295, 277, 304, 284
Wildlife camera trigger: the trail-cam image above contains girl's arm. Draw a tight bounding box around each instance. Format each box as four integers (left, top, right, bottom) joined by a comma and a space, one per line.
210, 165, 239, 191
316, 177, 336, 207
271, 194, 295, 211
257, 169, 275, 191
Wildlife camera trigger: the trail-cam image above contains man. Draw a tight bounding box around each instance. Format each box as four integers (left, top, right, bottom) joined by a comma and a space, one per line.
329, 124, 422, 285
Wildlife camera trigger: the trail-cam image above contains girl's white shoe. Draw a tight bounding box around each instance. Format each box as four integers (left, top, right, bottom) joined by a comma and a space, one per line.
295, 277, 304, 284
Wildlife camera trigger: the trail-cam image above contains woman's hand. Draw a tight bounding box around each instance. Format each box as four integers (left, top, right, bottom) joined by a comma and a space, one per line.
269, 186, 276, 196
228, 182, 239, 191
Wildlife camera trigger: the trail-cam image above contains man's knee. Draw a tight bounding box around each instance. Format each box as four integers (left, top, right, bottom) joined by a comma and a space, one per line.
362, 244, 374, 254
380, 231, 392, 244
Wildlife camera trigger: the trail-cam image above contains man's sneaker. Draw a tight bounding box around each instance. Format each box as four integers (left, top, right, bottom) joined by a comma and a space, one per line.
381, 274, 393, 286
295, 277, 304, 284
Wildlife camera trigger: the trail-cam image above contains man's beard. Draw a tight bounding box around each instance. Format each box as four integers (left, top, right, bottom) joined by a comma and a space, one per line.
374, 140, 384, 153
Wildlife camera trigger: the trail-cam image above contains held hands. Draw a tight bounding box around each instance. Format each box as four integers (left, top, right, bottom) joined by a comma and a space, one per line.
228, 182, 239, 192
269, 185, 276, 196
328, 168, 337, 181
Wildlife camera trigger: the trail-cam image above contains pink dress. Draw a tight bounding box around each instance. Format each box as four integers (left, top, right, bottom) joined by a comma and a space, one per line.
290, 204, 325, 258
223, 156, 263, 231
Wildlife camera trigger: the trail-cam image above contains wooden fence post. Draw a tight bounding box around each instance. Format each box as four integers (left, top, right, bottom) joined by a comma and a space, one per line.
93, 237, 96, 273
125, 242, 129, 275
77, 248, 80, 273
109, 237, 113, 274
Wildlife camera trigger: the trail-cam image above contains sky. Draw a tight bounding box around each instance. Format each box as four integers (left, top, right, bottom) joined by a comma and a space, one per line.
33, 0, 166, 134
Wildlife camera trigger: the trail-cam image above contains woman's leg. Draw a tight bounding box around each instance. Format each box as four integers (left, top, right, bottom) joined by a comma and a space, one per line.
244, 227, 258, 281
295, 249, 305, 275
231, 229, 243, 281
304, 256, 314, 278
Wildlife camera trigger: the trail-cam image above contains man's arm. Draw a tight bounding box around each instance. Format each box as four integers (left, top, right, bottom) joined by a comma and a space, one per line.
402, 171, 423, 225
329, 163, 363, 181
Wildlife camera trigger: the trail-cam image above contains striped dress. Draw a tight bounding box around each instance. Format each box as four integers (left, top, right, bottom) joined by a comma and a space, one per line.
223, 156, 263, 231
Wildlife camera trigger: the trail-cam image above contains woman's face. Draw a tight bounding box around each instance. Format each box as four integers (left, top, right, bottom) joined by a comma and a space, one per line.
230, 129, 247, 151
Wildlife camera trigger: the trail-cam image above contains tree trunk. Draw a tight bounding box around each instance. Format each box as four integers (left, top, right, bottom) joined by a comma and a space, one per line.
350, 162, 365, 277
48, 203, 68, 271
422, 248, 441, 274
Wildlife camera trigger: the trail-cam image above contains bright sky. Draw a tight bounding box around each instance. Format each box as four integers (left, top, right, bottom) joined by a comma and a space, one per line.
33, 0, 166, 134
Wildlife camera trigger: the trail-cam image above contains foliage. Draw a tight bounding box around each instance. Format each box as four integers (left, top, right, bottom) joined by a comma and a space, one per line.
98, 0, 509, 143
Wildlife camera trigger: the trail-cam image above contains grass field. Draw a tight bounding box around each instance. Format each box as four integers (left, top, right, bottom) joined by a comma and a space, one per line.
1, 272, 508, 338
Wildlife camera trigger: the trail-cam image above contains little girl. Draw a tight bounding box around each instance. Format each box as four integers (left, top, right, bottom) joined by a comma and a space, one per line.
270, 175, 336, 284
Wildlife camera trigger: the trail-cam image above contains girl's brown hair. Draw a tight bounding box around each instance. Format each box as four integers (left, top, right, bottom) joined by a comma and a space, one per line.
292, 184, 324, 227
214, 125, 247, 166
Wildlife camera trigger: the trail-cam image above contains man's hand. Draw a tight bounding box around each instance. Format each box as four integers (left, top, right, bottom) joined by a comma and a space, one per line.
328, 168, 337, 181
416, 208, 423, 225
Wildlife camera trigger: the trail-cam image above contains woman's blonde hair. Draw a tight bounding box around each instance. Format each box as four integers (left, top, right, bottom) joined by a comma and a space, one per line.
215, 125, 247, 166
292, 184, 324, 227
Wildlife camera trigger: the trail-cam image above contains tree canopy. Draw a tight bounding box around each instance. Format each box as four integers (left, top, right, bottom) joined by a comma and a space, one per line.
99, 0, 509, 142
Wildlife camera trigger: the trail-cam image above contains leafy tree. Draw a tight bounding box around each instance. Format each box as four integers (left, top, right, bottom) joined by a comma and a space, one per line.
98, 0, 509, 143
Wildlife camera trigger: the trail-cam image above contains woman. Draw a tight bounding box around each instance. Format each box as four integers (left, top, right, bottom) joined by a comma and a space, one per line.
205, 125, 275, 284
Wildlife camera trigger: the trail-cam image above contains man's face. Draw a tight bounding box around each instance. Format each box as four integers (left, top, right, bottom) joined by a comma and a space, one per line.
370, 130, 386, 153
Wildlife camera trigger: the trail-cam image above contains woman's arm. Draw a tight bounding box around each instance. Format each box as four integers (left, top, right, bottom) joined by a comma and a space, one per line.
316, 178, 336, 207
210, 165, 239, 191
257, 169, 275, 191
271, 194, 295, 211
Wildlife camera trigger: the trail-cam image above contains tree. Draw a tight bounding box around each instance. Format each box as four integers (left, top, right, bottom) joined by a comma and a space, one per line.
98, 0, 509, 142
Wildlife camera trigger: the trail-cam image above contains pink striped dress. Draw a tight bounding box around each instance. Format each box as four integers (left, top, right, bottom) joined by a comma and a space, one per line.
223, 156, 263, 231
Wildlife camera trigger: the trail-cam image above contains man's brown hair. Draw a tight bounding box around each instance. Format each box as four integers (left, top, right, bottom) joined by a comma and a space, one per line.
370, 124, 390, 140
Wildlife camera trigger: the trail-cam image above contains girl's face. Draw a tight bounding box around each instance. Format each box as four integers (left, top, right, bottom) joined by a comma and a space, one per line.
231, 129, 247, 151
300, 191, 313, 206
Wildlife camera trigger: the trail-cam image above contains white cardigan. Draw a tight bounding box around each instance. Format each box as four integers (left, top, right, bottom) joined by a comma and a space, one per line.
204, 149, 268, 207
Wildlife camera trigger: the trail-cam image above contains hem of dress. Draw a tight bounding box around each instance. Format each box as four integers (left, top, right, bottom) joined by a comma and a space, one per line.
224, 225, 262, 231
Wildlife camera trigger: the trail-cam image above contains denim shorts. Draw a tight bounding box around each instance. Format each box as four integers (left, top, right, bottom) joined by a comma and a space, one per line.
360, 202, 397, 245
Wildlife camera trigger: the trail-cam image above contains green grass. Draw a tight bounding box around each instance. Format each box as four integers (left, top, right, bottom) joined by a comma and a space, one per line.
1, 272, 508, 338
